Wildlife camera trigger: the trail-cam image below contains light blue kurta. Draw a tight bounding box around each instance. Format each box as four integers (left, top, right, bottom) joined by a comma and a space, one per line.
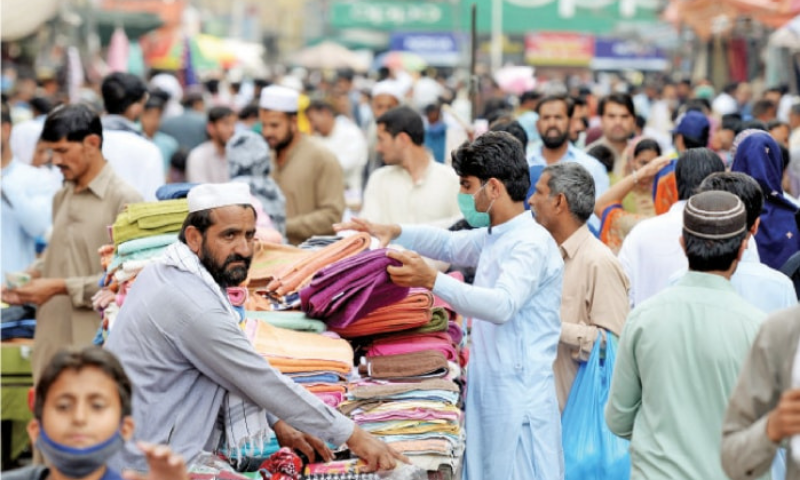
397, 212, 565, 480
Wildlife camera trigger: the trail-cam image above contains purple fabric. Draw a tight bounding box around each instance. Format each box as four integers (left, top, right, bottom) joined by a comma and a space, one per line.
447, 321, 463, 346
300, 249, 410, 329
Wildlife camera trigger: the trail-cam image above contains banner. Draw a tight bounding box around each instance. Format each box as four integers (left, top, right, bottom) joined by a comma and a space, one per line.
389, 33, 463, 66
524, 32, 594, 67
592, 38, 669, 71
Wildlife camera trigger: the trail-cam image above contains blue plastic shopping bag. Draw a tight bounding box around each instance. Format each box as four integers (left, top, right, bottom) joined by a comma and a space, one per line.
562, 333, 630, 480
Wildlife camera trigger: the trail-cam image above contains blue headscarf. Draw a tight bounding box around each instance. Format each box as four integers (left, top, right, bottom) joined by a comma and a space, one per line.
731, 131, 800, 269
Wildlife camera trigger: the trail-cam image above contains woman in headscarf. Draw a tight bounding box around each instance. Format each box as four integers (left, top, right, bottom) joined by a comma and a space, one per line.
226, 131, 287, 238
731, 131, 800, 270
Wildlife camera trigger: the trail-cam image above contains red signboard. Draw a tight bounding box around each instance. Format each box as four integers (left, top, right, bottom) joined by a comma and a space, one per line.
524, 32, 595, 67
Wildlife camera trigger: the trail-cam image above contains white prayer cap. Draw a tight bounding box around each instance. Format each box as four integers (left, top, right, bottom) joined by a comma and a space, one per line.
188, 183, 252, 213
259, 85, 299, 113
371, 80, 403, 103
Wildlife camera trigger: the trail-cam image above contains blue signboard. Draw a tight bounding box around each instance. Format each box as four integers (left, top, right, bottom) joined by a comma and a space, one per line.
389, 32, 464, 66
591, 38, 669, 71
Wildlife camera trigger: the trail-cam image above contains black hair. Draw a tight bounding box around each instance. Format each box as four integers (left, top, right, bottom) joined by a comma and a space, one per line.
735, 120, 768, 135
674, 148, 726, 200
699, 172, 763, 231
1, 102, 10, 125
723, 82, 739, 95
767, 119, 790, 132
40, 104, 104, 147
208, 106, 234, 124
635, 115, 646, 130
376, 106, 425, 146
182, 92, 205, 109
424, 103, 441, 115
144, 95, 166, 112
238, 104, 259, 120
178, 204, 256, 244
34, 346, 133, 420
101, 72, 148, 115
571, 95, 587, 107
683, 229, 746, 272
306, 99, 336, 114
685, 98, 711, 114
519, 90, 542, 104
337, 68, 355, 82
148, 88, 171, 104
752, 99, 777, 118
721, 113, 742, 132
586, 144, 615, 173
598, 93, 635, 117
489, 119, 528, 150
536, 94, 575, 118
634, 138, 662, 158
482, 98, 512, 123
204, 79, 220, 95
30, 97, 53, 116
451, 131, 530, 202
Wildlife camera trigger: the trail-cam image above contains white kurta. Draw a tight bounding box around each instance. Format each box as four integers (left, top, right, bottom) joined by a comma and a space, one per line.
396, 212, 565, 480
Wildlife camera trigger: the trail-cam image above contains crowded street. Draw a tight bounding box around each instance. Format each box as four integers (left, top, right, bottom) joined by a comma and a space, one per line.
1, 0, 800, 479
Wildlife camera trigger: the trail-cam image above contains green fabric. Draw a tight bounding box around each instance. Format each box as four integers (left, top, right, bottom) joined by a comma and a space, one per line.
2, 345, 34, 461
245, 311, 327, 333
408, 307, 448, 334
606, 272, 767, 480
112, 199, 188, 246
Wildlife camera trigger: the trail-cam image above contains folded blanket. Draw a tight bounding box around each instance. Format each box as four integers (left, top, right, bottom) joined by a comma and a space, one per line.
112, 199, 188, 246
367, 332, 458, 362
117, 233, 178, 256
300, 249, 409, 329
348, 379, 460, 400
358, 350, 449, 380
246, 241, 312, 284
244, 311, 326, 333
406, 307, 448, 335
330, 290, 433, 338
265, 233, 371, 296
243, 319, 352, 374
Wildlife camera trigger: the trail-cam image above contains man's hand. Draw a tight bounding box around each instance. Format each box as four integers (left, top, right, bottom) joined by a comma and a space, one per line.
346, 425, 409, 472
92, 288, 117, 311
386, 250, 437, 290
766, 389, 800, 443
273, 420, 333, 463
7, 278, 66, 305
333, 218, 401, 248
122, 442, 189, 480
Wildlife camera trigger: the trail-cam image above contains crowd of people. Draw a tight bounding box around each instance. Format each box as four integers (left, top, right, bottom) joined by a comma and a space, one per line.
2, 63, 800, 480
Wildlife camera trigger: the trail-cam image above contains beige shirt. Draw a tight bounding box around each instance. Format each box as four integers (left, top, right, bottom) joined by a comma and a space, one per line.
554, 224, 630, 410
360, 160, 461, 227
186, 141, 229, 184
32, 163, 142, 380
271, 135, 345, 245
721, 306, 800, 480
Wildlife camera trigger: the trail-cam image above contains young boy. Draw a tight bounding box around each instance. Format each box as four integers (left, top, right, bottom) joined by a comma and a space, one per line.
5, 346, 188, 480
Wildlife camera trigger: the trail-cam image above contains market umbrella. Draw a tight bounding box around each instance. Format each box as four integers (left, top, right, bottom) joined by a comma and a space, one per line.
292, 41, 368, 71
374, 51, 427, 71
493, 66, 537, 97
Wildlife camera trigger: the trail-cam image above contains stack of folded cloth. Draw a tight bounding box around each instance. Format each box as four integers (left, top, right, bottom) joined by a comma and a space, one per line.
339, 353, 465, 475
111, 199, 189, 247
245, 233, 371, 311
242, 318, 353, 408
328, 290, 437, 339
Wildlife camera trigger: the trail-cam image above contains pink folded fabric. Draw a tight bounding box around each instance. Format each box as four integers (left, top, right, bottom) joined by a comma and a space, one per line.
313, 391, 345, 408
227, 287, 248, 307
367, 332, 458, 362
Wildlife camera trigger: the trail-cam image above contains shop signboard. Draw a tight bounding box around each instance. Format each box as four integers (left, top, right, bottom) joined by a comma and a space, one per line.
524, 32, 594, 67
389, 32, 463, 66
331, 2, 453, 31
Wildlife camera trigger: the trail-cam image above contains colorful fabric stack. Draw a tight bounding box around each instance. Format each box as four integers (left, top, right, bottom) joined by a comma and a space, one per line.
111, 199, 189, 246
242, 318, 353, 408
245, 233, 371, 311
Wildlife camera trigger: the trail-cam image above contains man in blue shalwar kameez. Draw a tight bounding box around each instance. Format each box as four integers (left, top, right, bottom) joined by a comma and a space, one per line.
337, 131, 565, 480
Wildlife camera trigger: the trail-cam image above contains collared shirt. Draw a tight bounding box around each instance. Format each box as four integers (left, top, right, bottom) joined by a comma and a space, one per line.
669, 244, 797, 314
1, 159, 57, 277
271, 135, 345, 245
313, 116, 368, 192
106, 261, 354, 471
396, 213, 564, 479
606, 272, 766, 480
554, 224, 630, 410
619, 201, 761, 307
32, 163, 142, 379
721, 306, 800, 480
186, 141, 229, 184
360, 160, 461, 227
102, 129, 165, 201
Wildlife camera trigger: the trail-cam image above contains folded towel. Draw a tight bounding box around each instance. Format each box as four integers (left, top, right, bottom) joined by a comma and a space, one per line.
367, 332, 458, 362
300, 249, 409, 329
112, 199, 188, 246
244, 311, 326, 333
330, 290, 433, 338
358, 350, 449, 380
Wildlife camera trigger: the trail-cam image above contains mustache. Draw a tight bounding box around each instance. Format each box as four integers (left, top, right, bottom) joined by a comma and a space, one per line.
223, 254, 252, 269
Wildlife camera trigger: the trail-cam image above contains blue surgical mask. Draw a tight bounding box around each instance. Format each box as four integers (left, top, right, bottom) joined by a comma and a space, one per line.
36, 426, 125, 479
458, 183, 495, 228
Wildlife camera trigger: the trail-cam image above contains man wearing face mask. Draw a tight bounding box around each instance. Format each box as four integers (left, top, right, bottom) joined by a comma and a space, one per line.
106, 183, 405, 473
336, 131, 565, 480
525, 94, 609, 231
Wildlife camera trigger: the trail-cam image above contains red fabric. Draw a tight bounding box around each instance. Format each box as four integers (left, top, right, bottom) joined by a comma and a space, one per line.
258, 448, 303, 480
654, 171, 678, 215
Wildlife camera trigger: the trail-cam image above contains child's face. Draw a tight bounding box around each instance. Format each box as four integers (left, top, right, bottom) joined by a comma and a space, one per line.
28, 366, 134, 448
